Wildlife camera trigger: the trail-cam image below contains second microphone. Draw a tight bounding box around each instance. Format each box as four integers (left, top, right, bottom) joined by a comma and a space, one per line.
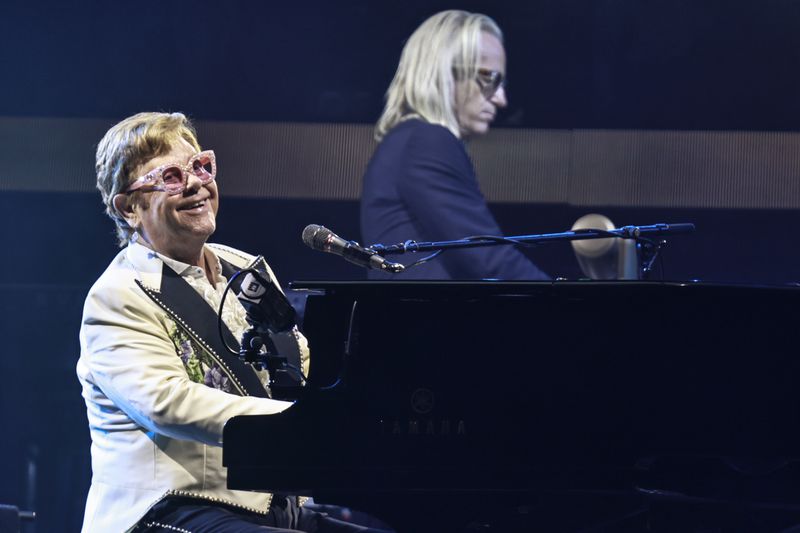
301, 224, 405, 273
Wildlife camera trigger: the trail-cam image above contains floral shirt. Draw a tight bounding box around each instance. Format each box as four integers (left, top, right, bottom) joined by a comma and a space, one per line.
158, 247, 272, 393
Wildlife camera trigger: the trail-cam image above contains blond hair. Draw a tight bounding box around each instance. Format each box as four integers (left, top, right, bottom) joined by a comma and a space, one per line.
375, 10, 502, 141
95, 112, 201, 246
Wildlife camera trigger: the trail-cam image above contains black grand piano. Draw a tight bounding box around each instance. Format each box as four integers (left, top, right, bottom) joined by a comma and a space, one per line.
224, 281, 800, 531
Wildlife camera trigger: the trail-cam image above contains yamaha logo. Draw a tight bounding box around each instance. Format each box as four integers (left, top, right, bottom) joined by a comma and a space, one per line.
410, 388, 435, 414
377, 388, 466, 437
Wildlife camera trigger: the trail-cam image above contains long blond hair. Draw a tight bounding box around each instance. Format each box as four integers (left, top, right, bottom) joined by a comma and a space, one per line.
375, 10, 502, 141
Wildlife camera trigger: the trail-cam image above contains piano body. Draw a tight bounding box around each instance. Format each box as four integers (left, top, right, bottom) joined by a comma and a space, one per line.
224, 281, 800, 531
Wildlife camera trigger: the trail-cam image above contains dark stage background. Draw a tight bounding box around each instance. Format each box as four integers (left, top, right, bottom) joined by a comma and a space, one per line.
1, 1, 799, 531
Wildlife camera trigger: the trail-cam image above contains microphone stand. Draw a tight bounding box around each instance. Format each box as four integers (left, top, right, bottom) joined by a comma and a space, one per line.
368, 223, 695, 279
239, 324, 306, 400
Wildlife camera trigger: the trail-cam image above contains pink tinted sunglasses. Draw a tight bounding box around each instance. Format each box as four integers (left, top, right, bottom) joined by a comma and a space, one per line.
124, 150, 216, 196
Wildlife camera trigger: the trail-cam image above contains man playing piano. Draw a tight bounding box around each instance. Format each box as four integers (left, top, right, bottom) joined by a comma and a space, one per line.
76, 111, 388, 532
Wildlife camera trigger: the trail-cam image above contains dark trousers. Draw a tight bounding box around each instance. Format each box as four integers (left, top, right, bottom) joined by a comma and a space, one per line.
134, 495, 393, 533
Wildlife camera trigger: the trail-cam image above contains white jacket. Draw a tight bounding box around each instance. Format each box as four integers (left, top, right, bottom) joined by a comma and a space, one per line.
77, 242, 309, 532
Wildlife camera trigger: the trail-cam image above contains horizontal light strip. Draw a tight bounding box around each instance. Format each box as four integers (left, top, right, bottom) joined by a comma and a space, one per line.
1, 116, 798, 208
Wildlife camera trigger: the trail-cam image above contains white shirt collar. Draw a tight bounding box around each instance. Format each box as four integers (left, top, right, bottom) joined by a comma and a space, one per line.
129, 233, 222, 281
157, 249, 222, 281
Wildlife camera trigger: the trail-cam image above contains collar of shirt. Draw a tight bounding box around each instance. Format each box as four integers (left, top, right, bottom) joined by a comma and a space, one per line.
129, 231, 222, 283
156, 246, 223, 283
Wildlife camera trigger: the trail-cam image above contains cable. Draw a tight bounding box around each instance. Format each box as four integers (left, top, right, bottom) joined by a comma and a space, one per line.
402, 234, 535, 271
404, 250, 443, 269
217, 268, 251, 356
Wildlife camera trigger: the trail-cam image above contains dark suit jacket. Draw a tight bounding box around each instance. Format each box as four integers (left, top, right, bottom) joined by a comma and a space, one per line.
360, 119, 549, 280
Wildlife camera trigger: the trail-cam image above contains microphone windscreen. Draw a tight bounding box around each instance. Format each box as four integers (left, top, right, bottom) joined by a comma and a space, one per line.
302, 224, 329, 250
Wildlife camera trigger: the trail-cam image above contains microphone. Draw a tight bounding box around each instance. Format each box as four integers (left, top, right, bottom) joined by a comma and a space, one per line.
236, 269, 296, 333
235, 267, 306, 393
302, 224, 405, 273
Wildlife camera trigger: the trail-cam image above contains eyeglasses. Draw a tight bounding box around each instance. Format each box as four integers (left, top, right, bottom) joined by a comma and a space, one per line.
475, 68, 505, 99
124, 150, 216, 196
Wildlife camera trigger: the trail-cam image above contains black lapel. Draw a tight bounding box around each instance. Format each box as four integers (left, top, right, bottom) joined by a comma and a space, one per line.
135, 263, 270, 398
220, 255, 268, 281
